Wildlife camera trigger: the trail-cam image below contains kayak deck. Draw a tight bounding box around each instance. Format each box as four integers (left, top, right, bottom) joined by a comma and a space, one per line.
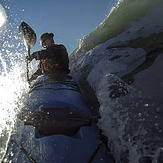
3, 76, 113, 163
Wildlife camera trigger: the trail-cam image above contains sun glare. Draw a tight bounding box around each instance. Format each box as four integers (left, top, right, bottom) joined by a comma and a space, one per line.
0, 4, 6, 28
0, 12, 5, 27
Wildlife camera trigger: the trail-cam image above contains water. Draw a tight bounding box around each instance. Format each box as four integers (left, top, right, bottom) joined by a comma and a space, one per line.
1, 0, 163, 162
0, 37, 29, 161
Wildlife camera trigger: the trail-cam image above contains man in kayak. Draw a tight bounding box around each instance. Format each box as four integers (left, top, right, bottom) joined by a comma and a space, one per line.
27, 32, 70, 82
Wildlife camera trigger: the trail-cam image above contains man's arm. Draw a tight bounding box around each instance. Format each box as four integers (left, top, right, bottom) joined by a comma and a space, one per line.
26, 51, 41, 62
59, 45, 69, 68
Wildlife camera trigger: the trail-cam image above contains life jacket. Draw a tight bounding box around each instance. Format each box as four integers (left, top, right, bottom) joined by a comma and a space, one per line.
41, 59, 62, 72
34, 44, 70, 74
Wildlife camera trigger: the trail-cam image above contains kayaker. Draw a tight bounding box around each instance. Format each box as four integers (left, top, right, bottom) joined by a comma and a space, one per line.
26, 32, 70, 82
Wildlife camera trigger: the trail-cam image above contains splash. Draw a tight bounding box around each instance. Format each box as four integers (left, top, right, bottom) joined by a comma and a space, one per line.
0, 44, 28, 161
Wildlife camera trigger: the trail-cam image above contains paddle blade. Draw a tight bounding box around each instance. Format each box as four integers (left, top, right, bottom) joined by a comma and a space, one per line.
19, 21, 36, 49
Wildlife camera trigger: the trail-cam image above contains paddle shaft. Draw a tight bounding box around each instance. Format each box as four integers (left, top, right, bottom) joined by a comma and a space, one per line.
26, 45, 31, 83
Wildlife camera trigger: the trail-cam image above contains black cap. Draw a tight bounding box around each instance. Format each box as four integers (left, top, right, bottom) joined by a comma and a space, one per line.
40, 33, 54, 44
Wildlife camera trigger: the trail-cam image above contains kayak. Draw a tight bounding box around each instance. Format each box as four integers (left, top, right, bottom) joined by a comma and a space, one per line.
3, 75, 113, 163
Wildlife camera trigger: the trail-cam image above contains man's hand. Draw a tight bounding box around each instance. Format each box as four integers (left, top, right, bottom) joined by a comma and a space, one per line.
26, 56, 32, 62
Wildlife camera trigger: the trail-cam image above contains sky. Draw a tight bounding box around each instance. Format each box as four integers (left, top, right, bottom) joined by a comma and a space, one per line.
0, 0, 117, 54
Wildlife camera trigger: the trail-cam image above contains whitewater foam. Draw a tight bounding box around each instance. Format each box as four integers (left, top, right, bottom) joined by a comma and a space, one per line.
0, 50, 28, 161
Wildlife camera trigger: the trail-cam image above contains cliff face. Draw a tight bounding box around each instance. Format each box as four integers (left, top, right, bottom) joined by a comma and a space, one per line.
69, 1, 163, 162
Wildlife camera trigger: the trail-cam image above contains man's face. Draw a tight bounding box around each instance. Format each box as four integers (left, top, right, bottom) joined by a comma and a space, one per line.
42, 37, 54, 48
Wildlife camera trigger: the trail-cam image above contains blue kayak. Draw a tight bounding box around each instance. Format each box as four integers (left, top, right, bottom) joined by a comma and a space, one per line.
3, 76, 113, 163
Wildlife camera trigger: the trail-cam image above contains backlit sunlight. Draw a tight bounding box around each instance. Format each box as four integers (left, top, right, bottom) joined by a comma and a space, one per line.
0, 4, 6, 28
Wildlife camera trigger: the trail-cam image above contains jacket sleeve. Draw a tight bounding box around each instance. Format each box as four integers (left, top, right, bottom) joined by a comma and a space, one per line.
60, 45, 69, 69
28, 51, 39, 61
29, 50, 46, 61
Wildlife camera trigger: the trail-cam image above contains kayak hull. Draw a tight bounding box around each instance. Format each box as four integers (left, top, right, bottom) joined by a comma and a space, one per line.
3, 76, 113, 163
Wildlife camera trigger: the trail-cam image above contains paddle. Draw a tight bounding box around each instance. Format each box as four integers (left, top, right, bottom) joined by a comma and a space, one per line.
19, 21, 36, 83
